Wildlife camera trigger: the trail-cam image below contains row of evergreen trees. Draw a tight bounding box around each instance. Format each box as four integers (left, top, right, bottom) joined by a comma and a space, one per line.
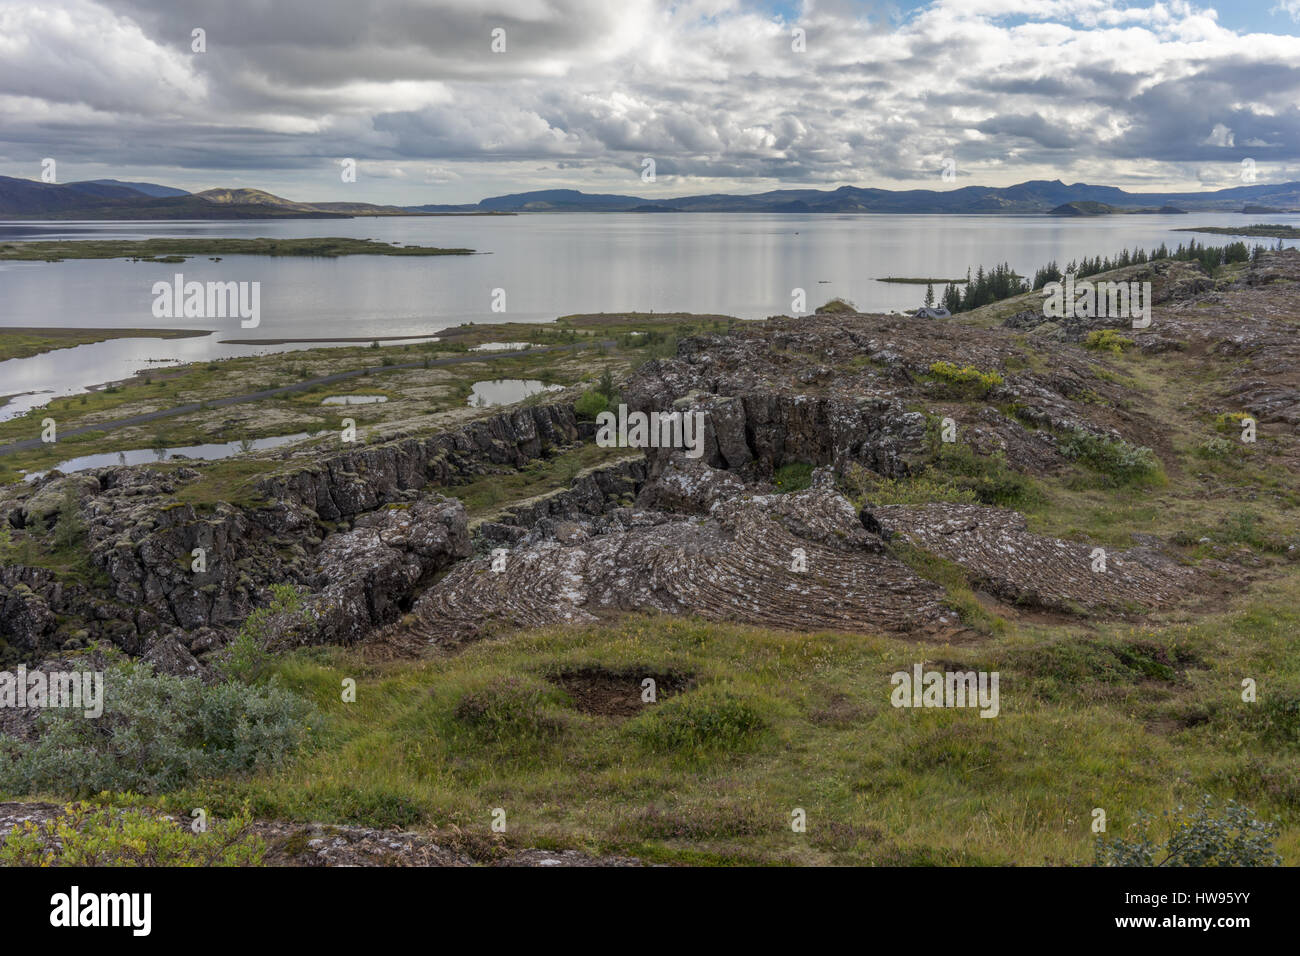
929, 237, 1282, 315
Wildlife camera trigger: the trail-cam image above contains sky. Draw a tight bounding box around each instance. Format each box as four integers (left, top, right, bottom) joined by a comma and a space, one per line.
2, 0, 1300, 204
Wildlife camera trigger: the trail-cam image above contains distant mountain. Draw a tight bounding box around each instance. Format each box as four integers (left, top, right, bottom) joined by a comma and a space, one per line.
6, 174, 1300, 220
474, 188, 657, 212
75, 179, 190, 198
0, 177, 481, 219
0, 178, 347, 220
194, 187, 324, 212
456, 179, 1300, 214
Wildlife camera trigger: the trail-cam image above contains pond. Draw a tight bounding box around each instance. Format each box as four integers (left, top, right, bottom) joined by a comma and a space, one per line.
467, 379, 564, 407
23, 431, 316, 481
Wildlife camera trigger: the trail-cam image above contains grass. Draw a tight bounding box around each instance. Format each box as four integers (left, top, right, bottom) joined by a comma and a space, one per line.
445, 443, 636, 518
888, 541, 1008, 635
124, 573, 1300, 865
772, 462, 815, 493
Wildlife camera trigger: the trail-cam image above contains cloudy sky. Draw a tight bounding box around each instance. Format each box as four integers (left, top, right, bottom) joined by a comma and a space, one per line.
2, 0, 1300, 203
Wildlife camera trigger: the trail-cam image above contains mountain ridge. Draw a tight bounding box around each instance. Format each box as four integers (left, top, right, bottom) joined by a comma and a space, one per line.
3, 175, 1299, 219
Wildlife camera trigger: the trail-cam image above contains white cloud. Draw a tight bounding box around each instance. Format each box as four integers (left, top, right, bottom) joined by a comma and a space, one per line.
1, 0, 1299, 202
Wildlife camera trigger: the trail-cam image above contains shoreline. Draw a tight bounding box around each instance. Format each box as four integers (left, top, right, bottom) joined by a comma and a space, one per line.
218, 333, 442, 346
0, 327, 214, 362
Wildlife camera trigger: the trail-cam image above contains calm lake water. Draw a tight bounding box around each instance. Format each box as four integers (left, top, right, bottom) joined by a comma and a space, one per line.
2, 211, 1297, 420
468, 379, 565, 407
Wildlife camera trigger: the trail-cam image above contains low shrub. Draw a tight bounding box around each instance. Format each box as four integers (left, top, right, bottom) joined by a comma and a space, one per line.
927, 361, 1004, 397
574, 389, 609, 420
1094, 795, 1281, 867
0, 660, 314, 796
0, 802, 266, 866
929, 442, 1038, 507
1056, 428, 1162, 485
1083, 329, 1135, 354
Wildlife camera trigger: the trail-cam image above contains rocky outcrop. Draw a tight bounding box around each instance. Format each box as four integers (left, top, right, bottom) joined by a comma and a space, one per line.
633, 454, 748, 514
296, 498, 471, 646
872, 503, 1196, 614
405, 485, 957, 645
255, 403, 580, 520
0, 404, 580, 662
619, 309, 1161, 481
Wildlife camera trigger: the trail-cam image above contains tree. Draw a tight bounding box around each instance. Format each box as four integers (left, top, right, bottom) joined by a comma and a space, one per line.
52, 488, 85, 552
942, 283, 961, 314
924, 281, 935, 309
597, 367, 619, 402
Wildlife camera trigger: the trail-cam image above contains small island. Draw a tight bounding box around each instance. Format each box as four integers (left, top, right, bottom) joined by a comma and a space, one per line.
1175, 223, 1300, 239
1047, 201, 1186, 216
0, 237, 475, 262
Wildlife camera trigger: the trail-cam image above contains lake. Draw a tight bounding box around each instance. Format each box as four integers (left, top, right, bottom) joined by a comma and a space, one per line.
2, 211, 1296, 420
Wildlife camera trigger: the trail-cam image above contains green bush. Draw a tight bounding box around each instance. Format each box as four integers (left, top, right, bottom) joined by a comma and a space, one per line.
1057, 428, 1162, 485
1214, 411, 1253, 433
0, 801, 265, 866
927, 361, 1004, 397
1095, 795, 1281, 866
1083, 329, 1135, 354
52, 487, 86, 551
1194, 437, 1236, 460
573, 389, 609, 420
221, 583, 311, 680
929, 442, 1037, 507
0, 659, 314, 796
1216, 509, 1290, 554
596, 368, 619, 403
